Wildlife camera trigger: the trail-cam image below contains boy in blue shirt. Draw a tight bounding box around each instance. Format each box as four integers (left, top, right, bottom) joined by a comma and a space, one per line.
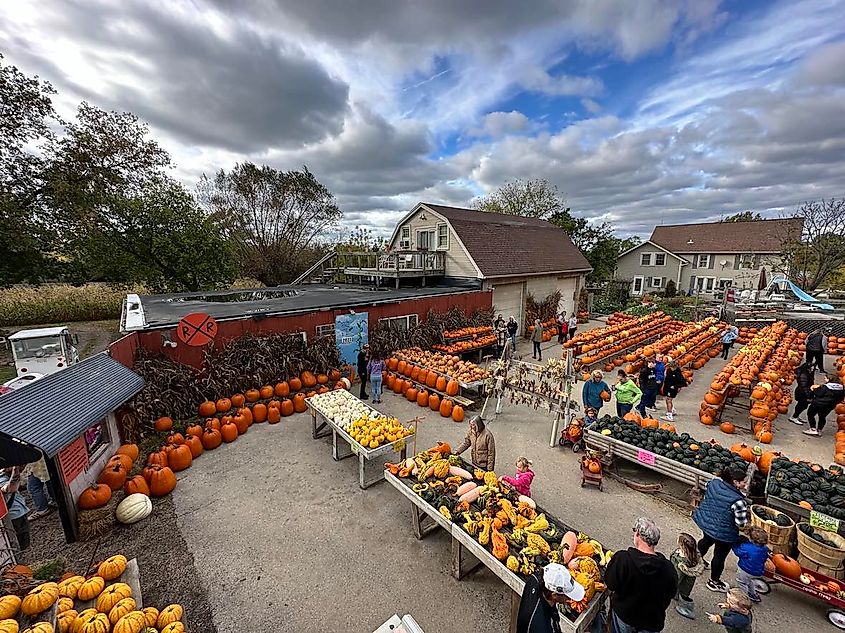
732, 527, 769, 603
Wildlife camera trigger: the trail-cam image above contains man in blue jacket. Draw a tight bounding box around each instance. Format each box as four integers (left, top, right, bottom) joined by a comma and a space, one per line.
582, 370, 610, 413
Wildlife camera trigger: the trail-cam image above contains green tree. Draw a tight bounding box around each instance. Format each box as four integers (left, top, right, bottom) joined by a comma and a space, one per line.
472, 178, 566, 218
779, 199, 845, 291
0, 55, 59, 285
198, 162, 341, 286
44, 103, 235, 290
335, 226, 387, 253
720, 211, 763, 222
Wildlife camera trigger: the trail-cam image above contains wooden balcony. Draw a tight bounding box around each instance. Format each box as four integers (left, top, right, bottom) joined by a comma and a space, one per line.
340, 250, 446, 286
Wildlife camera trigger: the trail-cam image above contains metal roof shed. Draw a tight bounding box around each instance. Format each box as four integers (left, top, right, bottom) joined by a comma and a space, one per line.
0, 353, 144, 544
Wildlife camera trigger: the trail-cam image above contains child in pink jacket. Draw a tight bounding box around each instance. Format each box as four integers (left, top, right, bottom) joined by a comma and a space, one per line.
500, 457, 535, 497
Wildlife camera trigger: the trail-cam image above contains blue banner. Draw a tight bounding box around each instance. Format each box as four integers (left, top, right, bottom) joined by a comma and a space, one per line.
335, 312, 369, 366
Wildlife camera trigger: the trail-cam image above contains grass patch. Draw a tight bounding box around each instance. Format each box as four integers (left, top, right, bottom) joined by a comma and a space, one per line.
0, 284, 142, 327
0, 365, 16, 384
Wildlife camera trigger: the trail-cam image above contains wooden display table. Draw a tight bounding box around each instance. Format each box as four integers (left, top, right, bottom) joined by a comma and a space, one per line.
307, 401, 411, 489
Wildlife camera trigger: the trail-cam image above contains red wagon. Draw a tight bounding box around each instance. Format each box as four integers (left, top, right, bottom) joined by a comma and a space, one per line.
759, 564, 845, 628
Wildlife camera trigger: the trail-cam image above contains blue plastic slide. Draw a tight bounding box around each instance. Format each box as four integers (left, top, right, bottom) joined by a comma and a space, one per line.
770, 274, 834, 310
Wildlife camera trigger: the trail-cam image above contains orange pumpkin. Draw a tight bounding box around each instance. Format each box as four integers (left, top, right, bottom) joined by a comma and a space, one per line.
301, 371, 317, 388
280, 399, 294, 416
429, 393, 441, 411
216, 398, 233, 412
435, 376, 447, 392
245, 389, 260, 402
259, 385, 274, 399
445, 379, 459, 396
154, 416, 173, 432
275, 382, 290, 397
184, 434, 204, 458
124, 475, 150, 496
416, 390, 429, 408
293, 393, 307, 413
230, 393, 246, 408
221, 420, 239, 442
167, 444, 193, 471
440, 399, 454, 418
252, 403, 268, 424
406, 387, 418, 402
198, 401, 217, 417
452, 405, 465, 423
268, 407, 281, 424
719, 421, 736, 434
289, 377, 303, 392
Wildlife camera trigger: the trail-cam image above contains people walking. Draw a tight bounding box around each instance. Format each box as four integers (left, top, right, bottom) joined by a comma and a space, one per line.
357, 344, 370, 400
671, 533, 705, 620
496, 323, 509, 359
721, 326, 739, 360
805, 328, 828, 372
637, 359, 659, 418
613, 370, 642, 418
654, 354, 666, 407
568, 313, 578, 341
517, 563, 585, 633
662, 359, 688, 421
789, 362, 815, 425
531, 319, 543, 361
557, 311, 568, 344
501, 457, 535, 497
693, 464, 750, 592
24, 457, 56, 520
366, 352, 386, 404
507, 316, 518, 351
805, 375, 845, 437
494, 313, 505, 330
582, 370, 611, 413
453, 416, 496, 471
597, 517, 678, 633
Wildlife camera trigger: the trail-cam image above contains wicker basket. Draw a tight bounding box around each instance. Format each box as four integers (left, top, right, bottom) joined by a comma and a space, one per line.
750, 505, 795, 555
798, 554, 845, 580
797, 522, 845, 568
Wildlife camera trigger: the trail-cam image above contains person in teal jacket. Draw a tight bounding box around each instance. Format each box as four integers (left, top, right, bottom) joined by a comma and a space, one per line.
614, 370, 642, 418
582, 370, 611, 413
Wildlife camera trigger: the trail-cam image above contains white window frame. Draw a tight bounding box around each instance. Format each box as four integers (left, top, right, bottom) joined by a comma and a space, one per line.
650, 277, 663, 288
400, 226, 410, 250
696, 254, 711, 268
436, 223, 449, 250
640, 253, 652, 266
739, 254, 754, 269
379, 314, 419, 332
695, 276, 716, 292
316, 324, 335, 338
654, 253, 666, 266
632, 276, 644, 295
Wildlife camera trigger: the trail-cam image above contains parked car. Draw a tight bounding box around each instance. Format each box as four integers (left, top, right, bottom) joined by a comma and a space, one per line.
0, 372, 46, 395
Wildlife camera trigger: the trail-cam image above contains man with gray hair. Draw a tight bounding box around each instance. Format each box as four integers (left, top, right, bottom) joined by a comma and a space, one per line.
597, 517, 677, 633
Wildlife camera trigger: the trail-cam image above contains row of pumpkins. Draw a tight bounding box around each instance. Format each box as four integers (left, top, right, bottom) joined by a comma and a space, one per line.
832, 357, 845, 466
571, 312, 676, 366
700, 322, 802, 443
390, 348, 490, 384
0, 555, 184, 633
383, 372, 466, 422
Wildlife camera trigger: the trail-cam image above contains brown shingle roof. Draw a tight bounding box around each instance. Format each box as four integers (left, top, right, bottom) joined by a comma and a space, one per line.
649, 217, 803, 254
423, 204, 591, 277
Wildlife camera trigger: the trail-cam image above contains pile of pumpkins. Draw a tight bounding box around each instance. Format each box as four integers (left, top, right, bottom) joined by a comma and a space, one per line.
390, 349, 489, 384
525, 319, 560, 343
75, 443, 155, 526
700, 322, 802, 442
827, 335, 845, 356
0, 554, 185, 633
383, 370, 465, 422
604, 318, 723, 377
569, 312, 675, 369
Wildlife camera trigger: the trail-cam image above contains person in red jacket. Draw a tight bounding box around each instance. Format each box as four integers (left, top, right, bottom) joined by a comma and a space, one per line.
500, 457, 535, 497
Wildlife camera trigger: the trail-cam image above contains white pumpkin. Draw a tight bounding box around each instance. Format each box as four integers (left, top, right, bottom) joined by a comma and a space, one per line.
116, 493, 152, 524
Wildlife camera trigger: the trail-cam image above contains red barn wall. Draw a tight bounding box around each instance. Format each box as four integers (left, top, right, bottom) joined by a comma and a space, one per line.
109, 290, 492, 371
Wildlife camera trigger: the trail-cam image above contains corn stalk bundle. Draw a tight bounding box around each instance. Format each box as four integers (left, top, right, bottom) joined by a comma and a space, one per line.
524, 290, 562, 331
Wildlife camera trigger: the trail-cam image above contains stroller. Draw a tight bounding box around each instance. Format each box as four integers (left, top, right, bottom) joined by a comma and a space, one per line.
559, 417, 585, 453
559, 407, 598, 453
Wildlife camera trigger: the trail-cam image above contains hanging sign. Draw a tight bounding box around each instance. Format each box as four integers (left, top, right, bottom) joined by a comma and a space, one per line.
176, 312, 218, 346
810, 510, 840, 533
58, 436, 90, 485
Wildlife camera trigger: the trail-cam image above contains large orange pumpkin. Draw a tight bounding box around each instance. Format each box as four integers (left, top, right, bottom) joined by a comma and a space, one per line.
145, 465, 177, 497
429, 393, 441, 411
452, 405, 465, 423
268, 407, 281, 424
439, 399, 453, 418
280, 399, 294, 416
216, 398, 232, 412
289, 377, 303, 392
230, 393, 245, 408
259, 385, 274, 399
293, 393, 307, 413
198, 401, 217, 417
435, 376, 448, 392
275, 382, 290, 397
201, 428, 223, 450
445, 379, 459, 396
406, 387, 418, 402
154, 416, 173, 432
221, 420, 239, 442
417, 390, 429, 407
426, 372, 438, 388
301, 371, 317, 388
772, 553, 801, 580
252, 403, 268, 424
184, 434, 204, 458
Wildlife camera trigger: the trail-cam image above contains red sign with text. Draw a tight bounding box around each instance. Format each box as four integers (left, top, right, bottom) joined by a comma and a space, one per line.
59, 437, 90, 485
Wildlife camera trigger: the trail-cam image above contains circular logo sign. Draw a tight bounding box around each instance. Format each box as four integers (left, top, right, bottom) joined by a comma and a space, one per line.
176, 312, 218, 347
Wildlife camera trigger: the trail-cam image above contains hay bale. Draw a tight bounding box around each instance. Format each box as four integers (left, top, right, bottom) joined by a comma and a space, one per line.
77, 494, 121, 541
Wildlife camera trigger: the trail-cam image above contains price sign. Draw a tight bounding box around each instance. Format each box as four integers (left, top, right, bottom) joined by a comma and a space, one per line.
637, 449, 656, 466
810, 510, 840, 533
392, 439, 406, 453
350, 441, 359, 456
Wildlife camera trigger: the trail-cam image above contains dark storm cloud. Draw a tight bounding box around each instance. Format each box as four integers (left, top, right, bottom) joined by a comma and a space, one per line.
31, 1, 350, 153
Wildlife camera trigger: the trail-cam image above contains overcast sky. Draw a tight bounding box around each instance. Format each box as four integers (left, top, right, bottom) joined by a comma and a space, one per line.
2, 0, 844, 238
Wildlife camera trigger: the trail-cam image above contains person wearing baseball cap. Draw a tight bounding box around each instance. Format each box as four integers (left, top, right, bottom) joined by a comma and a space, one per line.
516, 563, 585, 633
